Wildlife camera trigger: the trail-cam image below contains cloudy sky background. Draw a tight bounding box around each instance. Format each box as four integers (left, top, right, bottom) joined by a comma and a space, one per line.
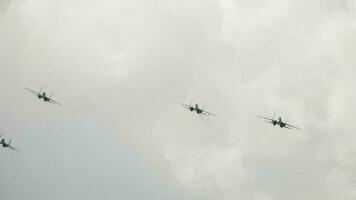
0, 0, 355, 199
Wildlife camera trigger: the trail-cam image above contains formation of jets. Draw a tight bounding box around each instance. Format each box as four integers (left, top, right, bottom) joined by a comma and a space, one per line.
176, 100, 301, 131
1, 88, 61, 152
24, 87, 301, 130
0, 88, 302, 152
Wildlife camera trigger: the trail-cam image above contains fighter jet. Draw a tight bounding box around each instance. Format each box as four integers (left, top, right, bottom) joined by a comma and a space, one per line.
26, 87, 62, 105
0, 136, 19, 151
257, 114, 301, 130
175, 100, 217, 117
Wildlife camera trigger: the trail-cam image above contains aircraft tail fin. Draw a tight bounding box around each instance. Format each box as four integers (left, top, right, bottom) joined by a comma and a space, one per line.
39, 87, 43, 94
50, 91, 54, 98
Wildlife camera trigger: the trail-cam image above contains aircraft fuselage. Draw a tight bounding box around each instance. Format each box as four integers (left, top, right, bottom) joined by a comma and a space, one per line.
186, 104, 204, 114
194, 104, 203, 114
0, 139, 8, 147
37, 92, 50, 102
271, 117, 286, 128
43, 96, 50, 101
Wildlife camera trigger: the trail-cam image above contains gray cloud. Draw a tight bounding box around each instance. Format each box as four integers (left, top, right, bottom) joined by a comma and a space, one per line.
0, 0, 355, 199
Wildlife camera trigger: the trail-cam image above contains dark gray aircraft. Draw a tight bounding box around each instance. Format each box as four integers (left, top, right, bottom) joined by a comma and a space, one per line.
0, 134, 19, 151
26, 88, 62, 105
257, 114, 301, 130
175, 101, 217, 117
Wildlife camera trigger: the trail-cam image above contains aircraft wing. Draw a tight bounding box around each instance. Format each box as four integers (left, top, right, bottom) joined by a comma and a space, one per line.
284, 126, 293, 130
25, 88, 40, 96
285, 123, 301, 130
7, 145, 20, 152
263, 119, 274, 124
49, 98, 62, 106
174, 101, 191, 109
202, 110, 217, 117
257, 115, 274, 122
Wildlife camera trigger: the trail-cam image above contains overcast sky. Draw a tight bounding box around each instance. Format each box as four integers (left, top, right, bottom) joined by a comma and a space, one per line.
0, 0, 355, 199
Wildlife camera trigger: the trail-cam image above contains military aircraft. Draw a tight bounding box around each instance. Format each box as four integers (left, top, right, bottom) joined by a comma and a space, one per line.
0, 135, 19, 151
175, 100, 217, 117
26, 88, 62, 105
257, 114, 301, 130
